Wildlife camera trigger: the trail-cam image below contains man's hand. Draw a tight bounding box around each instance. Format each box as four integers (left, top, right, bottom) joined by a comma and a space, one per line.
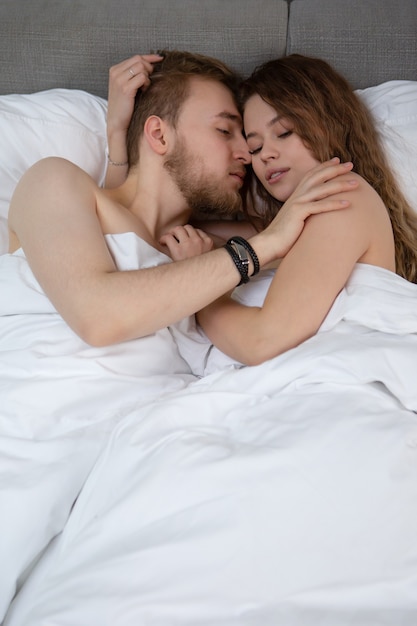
160, 225, 214, 261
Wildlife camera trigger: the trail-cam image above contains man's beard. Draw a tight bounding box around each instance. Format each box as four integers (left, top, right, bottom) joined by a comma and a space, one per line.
164, 138, 243, 218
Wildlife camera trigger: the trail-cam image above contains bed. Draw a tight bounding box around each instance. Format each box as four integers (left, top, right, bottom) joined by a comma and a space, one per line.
1, 1, 417, 624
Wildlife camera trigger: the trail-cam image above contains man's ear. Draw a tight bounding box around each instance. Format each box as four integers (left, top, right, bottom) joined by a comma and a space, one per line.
143, 115, 169, 155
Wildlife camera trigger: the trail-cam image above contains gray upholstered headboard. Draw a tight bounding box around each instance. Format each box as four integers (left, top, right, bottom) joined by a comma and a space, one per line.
0, 0, 416, 98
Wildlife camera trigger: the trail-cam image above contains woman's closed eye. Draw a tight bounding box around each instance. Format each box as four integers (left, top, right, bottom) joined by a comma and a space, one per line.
248, 130, 293, 155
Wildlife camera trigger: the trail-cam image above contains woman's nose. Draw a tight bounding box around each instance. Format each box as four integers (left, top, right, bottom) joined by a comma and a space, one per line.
261, 141, 279, 161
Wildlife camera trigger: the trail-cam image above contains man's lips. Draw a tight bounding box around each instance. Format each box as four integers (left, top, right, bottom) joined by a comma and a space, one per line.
230, 170, 246, 186
266, 168, 289, 183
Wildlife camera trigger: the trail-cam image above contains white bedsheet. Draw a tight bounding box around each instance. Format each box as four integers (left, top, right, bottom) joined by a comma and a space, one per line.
5, 264, 417, 625
0, 233, 198, 620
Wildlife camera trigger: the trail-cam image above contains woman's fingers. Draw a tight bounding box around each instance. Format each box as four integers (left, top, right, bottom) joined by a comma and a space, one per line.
110, 54, 163, 76
301, 176, 359, 202
299, 197, 351, 217
284, 159, 358, 205
109, 53, 163, 92
299, 159, 354, 188
107, 53, 164, 134
160, 225, 214, 260
124, 54, 163, 90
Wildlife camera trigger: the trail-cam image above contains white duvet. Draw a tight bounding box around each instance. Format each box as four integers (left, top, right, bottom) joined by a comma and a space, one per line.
0, 233, 198, 619
4, 263, 417, 625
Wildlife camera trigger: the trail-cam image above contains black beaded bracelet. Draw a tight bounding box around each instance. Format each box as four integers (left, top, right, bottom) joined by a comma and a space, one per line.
223, 243, 250, 285
227, 236, 260, 276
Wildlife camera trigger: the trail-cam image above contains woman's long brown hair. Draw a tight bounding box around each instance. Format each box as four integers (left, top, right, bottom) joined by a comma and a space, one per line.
241, 54, 417, 283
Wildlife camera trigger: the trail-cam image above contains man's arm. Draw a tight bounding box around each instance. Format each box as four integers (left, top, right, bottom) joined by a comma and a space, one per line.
9, 158, 255, 346
9, 158, 357, 347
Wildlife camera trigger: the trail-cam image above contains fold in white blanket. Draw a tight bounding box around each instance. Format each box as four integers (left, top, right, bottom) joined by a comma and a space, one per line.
4, 262, 417, 625
0, 233, 198, 620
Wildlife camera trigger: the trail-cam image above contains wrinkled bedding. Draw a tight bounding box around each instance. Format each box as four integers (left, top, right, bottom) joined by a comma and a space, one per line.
3, 263, 417, 625
0, 233, 198, 619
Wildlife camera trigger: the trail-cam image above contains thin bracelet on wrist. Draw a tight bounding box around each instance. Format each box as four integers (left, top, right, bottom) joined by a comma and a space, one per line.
106, 151, 128, 167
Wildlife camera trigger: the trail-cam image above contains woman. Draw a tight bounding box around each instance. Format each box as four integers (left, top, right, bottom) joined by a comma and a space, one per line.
196, 54, 417, 364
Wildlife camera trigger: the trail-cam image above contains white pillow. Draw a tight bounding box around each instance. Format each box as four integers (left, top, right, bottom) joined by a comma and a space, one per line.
0, 89, 108, 254
356, 80, 417, 215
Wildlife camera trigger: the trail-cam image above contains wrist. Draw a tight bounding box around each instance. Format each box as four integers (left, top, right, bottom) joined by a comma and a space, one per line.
106, 129, 128, 165
228, 237, 259, 276
223, 236, 260, 286
247, 231, 278, 268
106, 151, 128, 167
107, 127, 128, 142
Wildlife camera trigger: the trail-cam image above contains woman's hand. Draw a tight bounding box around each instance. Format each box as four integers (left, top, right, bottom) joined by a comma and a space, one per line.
105, 53, 163, 188
253, 158, 359, 263
160, 225, 214, 261
107, 53, 163, 139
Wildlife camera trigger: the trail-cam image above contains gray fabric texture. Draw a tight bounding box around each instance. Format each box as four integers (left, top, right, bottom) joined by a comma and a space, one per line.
287, 0, 417, 88
0, 0, 415, 96
0, 0, 288, 97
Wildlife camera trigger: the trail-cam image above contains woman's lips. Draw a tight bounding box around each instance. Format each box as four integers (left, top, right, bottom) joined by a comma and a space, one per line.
266, 168, 289, 184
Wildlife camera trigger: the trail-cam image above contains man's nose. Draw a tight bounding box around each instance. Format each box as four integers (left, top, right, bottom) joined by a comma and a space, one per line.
234, 137, 251, 164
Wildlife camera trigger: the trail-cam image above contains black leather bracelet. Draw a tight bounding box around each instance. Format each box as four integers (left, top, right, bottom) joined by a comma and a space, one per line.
227, 236, 260, 276
223, 243, 250, 285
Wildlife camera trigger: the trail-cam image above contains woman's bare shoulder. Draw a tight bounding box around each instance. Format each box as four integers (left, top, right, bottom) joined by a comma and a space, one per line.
343, 171, 383, 205
310, 171, 385, 226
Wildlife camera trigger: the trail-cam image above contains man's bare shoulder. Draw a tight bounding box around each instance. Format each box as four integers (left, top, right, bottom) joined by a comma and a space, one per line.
17, 156, 96, 190
10, 157, 98, 214
8, 157, 100, 252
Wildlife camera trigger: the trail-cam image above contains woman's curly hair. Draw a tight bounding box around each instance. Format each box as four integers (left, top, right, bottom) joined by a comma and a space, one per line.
240, 54, 417, 283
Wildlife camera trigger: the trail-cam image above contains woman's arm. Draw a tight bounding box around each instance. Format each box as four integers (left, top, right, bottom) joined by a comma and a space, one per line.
105, 54, 163, 188
197, 174, 386, 366
162, 159, 358, 260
